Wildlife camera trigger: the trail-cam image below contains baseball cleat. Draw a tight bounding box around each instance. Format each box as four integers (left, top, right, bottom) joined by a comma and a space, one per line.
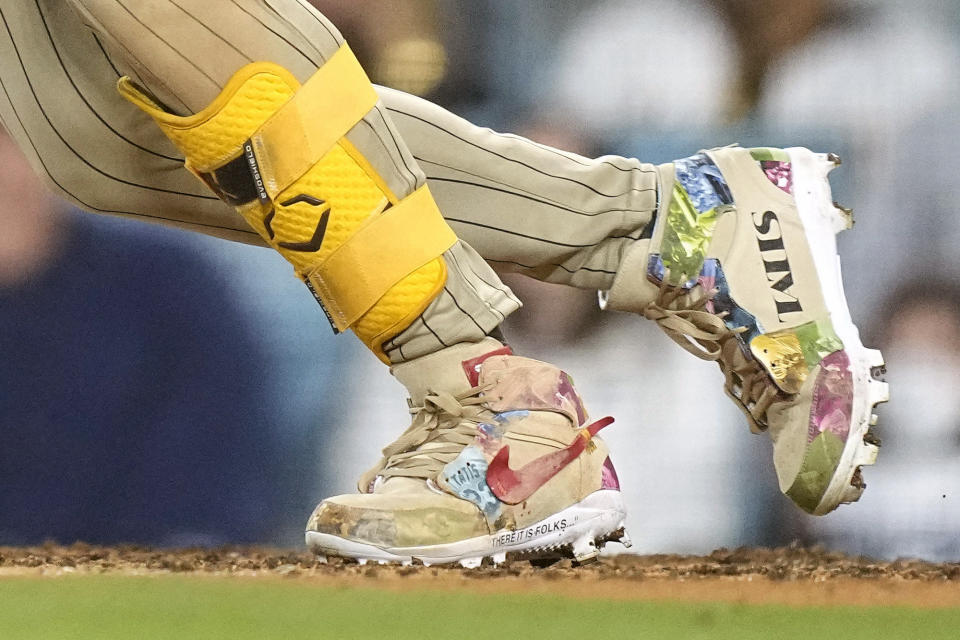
603, 146, 887, 515
305, 339, 629, 566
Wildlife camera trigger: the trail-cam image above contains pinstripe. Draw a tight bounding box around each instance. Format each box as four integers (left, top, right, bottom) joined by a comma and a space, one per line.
91, 33, 122, 77
0, 68, 257, 236
168, 0, 252, 64
418, 160, 645, 218
446, 248, 508, 322
419, 316, 448, 348
368, 103, 421, 193
0, 7, 219, 201
34, 0, 182, 162
443, 287, 487, 334
487, 258, 617, 277
114, 0, 220, 88
228, 0, 316, 67
445, 216, 622, 249
496, 131, 650, 173
388, 106, 655, 199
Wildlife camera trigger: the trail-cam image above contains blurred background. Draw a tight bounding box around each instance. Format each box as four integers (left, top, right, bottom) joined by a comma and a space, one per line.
2, 0, 959, 559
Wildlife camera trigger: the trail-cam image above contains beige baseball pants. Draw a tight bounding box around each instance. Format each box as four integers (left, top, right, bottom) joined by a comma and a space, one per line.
0, 0, 659, 361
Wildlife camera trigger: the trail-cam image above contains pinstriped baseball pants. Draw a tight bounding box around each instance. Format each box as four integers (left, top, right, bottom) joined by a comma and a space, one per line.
0, 0, 659, 361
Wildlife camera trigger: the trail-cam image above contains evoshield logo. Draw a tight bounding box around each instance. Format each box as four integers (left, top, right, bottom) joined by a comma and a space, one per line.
753, 211, 804, 319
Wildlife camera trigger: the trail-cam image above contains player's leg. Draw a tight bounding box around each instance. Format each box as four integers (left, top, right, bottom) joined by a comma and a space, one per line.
0, 0, 657, 284
382, 86, 659, 292
52, 0, 629, 563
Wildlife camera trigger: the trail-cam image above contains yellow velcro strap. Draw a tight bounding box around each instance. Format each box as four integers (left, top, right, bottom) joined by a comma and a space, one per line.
305, 185, 456, 331
253, 44, 379, 201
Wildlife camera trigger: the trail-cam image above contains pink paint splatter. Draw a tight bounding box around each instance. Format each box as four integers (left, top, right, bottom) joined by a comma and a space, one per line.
809, 350, 853, 443
601, 457, 621, 491
761, 161, 793, 194
556, 372, 588, 426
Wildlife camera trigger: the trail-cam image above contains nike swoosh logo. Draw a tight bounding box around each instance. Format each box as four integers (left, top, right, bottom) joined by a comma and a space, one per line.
485, 416, 614, 505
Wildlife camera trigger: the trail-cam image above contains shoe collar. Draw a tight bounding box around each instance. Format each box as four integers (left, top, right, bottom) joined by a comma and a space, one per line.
390, 338, 510, 405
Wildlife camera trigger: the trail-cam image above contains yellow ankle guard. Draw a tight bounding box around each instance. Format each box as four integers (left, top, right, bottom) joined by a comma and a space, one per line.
118, 45, 456, 361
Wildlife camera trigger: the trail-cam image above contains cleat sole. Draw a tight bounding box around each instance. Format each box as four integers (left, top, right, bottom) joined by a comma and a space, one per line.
787, 148, 887, 515
305, 489, 628, 567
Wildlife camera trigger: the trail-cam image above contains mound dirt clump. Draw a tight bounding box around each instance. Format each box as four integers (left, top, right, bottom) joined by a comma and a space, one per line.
2, 542, 958, 583
6, 543, 960, 608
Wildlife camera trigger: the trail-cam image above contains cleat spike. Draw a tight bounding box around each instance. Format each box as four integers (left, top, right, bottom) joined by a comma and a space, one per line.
356, 558, 369, 566
833, 202, 854, 229
827, 152, 842, 166
571, 536, 600, 564
871, 380, 891, 404
864, 348, 885, 369
492, 552, 507, 566
840, 482, 865, 504
856, 443, 880, 466
850, 467, 866, 489
618, 531, 634, 549
459, 557, 482, 569
869, 414, 879, 427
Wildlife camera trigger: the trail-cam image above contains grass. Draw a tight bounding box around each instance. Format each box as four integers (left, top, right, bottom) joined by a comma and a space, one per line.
0, 576, 956, 640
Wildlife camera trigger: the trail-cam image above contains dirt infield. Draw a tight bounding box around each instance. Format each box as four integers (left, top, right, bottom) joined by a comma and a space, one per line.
3, 544, 959, 609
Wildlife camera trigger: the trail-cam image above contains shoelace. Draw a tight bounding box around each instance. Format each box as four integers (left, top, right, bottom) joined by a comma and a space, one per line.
642, 282, 781, 432
357, 384, 493, 492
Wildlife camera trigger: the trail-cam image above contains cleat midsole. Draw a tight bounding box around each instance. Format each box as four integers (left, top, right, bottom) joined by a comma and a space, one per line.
787, 148, 886, 515
305, 490, 627, 565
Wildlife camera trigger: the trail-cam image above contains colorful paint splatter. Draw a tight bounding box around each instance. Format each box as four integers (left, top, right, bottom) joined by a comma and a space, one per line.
646, 254, 763, 351
808, 350, 853, 444
751, 320, 845, 394
760, 161, 793, 194
658, 153, 734, 286
442, 446, 502, 518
